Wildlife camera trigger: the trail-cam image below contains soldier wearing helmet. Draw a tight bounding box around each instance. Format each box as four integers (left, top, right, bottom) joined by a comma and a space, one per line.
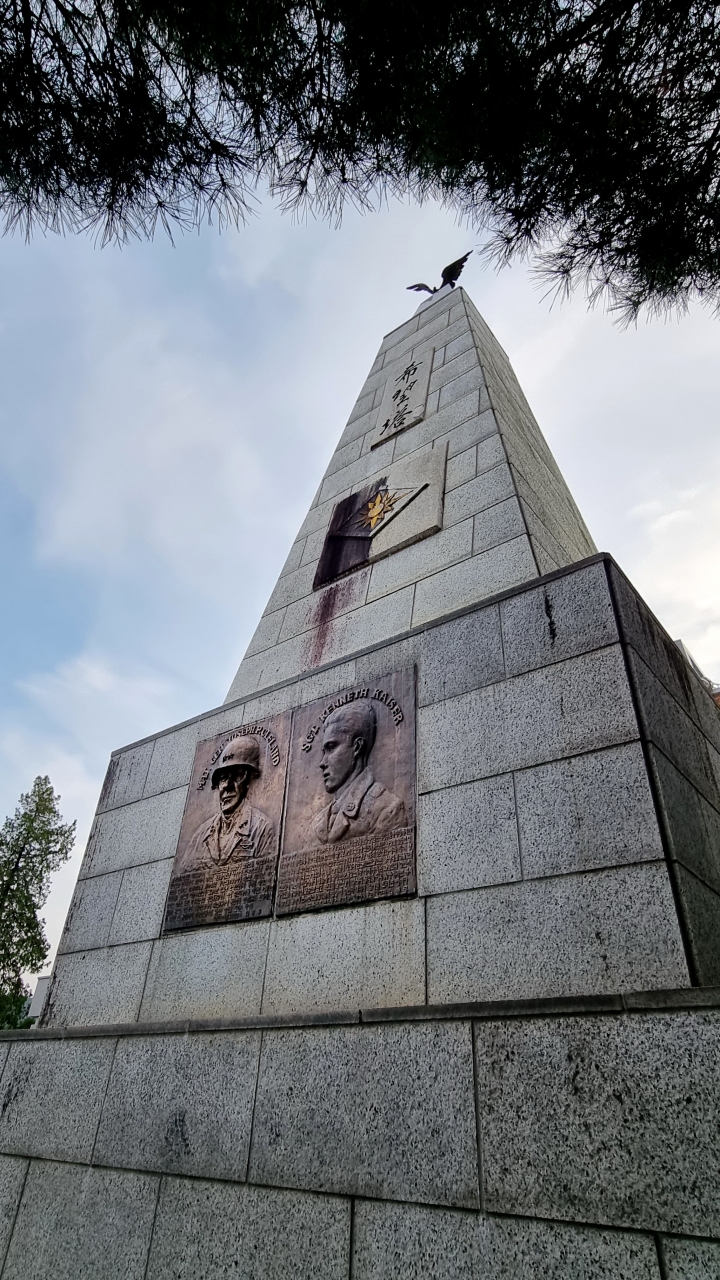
181, 736, 275, 870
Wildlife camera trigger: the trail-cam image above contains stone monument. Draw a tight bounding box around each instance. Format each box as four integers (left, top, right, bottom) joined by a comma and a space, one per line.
0, 284, 718, 1279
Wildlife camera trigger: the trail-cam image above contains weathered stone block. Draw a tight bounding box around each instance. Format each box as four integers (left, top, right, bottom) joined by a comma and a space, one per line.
261, 898, 425, 1015
475, 1011, 720, 1234
437, 365, 486, 410
306, 585, 415, 669
660, 1237, 720, 1279
319, 438, 395, 506
472, 496, 526, 555
475, 431, 507, 474
264, 561, 317, 615
444, 329, 476, 364
352, 1200, 661, 1279
412, 535, 537, 627
325, 435, 364, 477
0, 1156, 28, 1263
443, 463, 515, 527
366, 520, 473, 603
142, 706, 245, 796
500, 562, 617, 676
649, 746, 720, 895
98, 741, 154, 812
93, 1031, 261, 1180
43, 943, 152, 1027
514, 744, 663, 877
391, 393, 485, 462
82, 788, 188, 878
57, 871, 122, 953
139, 920, 268, 1022
249, 1022, 479, 1208
445, 445, 476, 491
2, 1161, 157, 1280
427, 864, 688, 1003
354, 637, 421, 691
628, 650, 720, 809
279, 569, 369, 643
299, 525, 329, 567
244, 607, 287, 656
336, 403, 379, 449
428, 345, 479, 395
249, 633, 307, 693
0, 1039, 116, 1161
146, 1175, 349, 1280
417, 603, 504, 706
418, 646, 638, 792
417, 775, 520, 895
143, 725, 196, 795
673, 865, 720, 986
278, 536, 305, 577
107, 858, 174, 945
609, 565, 705, 724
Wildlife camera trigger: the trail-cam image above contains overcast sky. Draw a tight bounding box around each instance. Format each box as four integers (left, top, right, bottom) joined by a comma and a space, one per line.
2, 193, 719, 977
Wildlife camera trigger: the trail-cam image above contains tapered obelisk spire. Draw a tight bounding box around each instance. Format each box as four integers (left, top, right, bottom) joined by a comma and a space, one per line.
226, 286, 595, 703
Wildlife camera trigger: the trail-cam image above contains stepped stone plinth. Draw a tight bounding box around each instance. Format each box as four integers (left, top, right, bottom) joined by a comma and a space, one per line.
0, 287, 718, 1279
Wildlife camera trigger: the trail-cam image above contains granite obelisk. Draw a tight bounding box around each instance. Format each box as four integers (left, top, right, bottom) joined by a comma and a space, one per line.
0, 285, 718, 1278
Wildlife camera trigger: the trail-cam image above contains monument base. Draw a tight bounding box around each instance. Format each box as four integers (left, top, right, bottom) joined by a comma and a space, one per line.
2, 553, 720, 1274
0, 987, 718, 1277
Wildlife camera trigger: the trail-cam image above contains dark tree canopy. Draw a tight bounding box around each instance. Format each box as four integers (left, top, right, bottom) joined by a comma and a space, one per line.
0, 776, 75, 1026
2, 0, 720, 316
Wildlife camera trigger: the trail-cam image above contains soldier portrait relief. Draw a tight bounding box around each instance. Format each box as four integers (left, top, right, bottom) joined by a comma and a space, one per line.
277, 668, 416, 915
181, 738, 275, 870
309, 702, 406, 845
163, 714, 291, 931
162, 669, 416, 929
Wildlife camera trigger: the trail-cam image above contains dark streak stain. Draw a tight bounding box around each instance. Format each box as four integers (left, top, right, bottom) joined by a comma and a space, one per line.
307, 577, 357, 668
543, 590, 557, 645
166, 1109, 191, 1156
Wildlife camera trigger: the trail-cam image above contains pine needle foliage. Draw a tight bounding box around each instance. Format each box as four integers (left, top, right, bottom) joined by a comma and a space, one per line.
2, 0, 720, 316
0, 776, 75, 1027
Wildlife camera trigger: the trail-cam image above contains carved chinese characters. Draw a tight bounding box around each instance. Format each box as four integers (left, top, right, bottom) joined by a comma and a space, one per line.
162, 670, 417, 931
370, 348, 433, 448
162, 715, 290, 931
276, 669, 416, 915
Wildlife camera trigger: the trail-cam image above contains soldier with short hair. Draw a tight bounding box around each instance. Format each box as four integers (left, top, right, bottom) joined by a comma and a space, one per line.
308, 702, 406, 845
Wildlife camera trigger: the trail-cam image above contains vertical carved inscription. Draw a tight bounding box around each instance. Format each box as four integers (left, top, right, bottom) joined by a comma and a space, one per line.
276, 668, 416, 915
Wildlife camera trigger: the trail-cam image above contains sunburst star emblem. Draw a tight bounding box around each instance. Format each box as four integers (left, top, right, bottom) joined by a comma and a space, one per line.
358, 489, 405, 530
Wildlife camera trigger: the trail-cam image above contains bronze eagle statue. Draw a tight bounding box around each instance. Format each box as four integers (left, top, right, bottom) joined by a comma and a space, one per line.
407, 251, 472, 295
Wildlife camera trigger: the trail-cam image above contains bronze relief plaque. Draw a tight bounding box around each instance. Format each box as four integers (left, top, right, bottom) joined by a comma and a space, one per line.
162, 713, 291, 932
276, 668, 416, 915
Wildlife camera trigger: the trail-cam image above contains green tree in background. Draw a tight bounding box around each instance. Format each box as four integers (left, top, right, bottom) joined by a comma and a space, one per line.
0, 777, 75, 1028
2, 0, 720, 318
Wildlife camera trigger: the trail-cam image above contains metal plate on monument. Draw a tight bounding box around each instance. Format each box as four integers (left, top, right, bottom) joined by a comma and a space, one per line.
162, 714, 291, 931
276, 668, 416, 915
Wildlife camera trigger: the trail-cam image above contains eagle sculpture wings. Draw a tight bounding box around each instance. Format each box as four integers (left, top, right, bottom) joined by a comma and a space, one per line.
407, 251, 472, 295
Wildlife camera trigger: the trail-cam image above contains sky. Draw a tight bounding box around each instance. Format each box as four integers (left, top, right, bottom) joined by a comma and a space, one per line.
1, 193, 719, 980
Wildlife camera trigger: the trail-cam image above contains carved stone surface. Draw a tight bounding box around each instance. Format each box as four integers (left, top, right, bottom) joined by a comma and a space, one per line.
276, 669, 416, 915
371, 348, 434, 448
162, 713, 291, 932
313, 444, 447, 590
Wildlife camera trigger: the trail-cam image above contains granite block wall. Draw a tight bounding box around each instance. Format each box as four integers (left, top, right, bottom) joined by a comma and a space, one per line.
608, 563, 720, 983
41, 555, 719, 1032
1, 995, 719, 1277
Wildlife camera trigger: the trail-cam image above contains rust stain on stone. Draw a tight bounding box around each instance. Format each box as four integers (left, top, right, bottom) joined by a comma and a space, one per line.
306, 577, 357, 668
